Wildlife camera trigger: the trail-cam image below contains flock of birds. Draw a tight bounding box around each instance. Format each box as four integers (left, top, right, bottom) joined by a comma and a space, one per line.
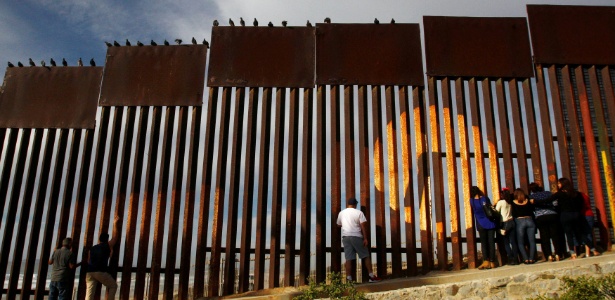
7, 17, 395, 69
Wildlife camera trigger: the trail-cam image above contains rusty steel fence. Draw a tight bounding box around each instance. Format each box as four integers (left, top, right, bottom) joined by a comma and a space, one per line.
0, 4, 614, 299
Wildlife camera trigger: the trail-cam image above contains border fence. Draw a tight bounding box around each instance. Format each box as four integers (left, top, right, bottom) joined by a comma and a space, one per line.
0, 4, 614, 299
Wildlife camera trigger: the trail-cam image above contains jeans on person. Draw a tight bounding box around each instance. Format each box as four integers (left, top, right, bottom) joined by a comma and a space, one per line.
86, 272, 118, 300
535, 213, 563, 257
581, 215, 596, 250
515, 217, 536, 261
501, 220, 519, 263
49, 281, 69, 300
478, 227, 497, 262
560, 211, 580, 254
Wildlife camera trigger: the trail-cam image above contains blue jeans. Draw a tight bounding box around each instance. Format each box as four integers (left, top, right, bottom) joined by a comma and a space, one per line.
560, 211, 580, 253
501, 220, 519, 263
515, 217, 536, 261
49, 281, 69, 300
582, 216, 596, 250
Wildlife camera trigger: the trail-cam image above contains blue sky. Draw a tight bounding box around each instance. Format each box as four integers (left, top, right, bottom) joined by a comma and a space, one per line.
2, 0, 615, 81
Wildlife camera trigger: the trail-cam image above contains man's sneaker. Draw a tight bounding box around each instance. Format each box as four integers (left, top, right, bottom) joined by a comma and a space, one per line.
368, 275, 382, 283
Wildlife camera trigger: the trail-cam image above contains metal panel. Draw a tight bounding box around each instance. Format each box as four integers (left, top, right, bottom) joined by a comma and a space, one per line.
329, 86, 342, 274
534, 66, 558, 191
269, 88, 286, 288
316, 24, 424, 86
0, 67, 101, 128
547, 65, 572, 179
527, 5, 615, 65
298, 88, 314, 285
99, 45, 207, 106
452, 78, 466, 270
357, 85, 371, 282
208, 27, 315, 88
315, 86, 327, 283
508, 79, 529, 191
284, 88, 300, 287
385, 86, 402, 276
424, 16, 533, 78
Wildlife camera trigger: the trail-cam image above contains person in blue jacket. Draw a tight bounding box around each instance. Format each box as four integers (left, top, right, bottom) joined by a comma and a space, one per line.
470, 186, 498, 269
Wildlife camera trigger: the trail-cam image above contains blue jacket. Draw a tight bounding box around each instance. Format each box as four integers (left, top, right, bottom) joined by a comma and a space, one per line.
470, 196, 497, 230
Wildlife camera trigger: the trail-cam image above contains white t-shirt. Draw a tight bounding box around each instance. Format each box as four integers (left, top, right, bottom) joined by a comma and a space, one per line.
337, 207, 367, 238
495, 199, 513, 222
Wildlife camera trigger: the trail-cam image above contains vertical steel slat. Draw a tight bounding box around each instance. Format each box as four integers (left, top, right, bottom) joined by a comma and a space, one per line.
135, 107, 162, 299
164, 106, 189, 299
194, 88, 219, 298
269, 88, 287, 288
385, 85, 402, 276
357, 85, 371, 282
0, 129, 6, 159
56, 130, 81, 245
238, 88, 259, 293
466, 78, 483, 269
560, 65, 589, 193
7, 129, 45, 298
495, 79, 514, 189
521, 79, 544, 186
209, 88, 233, 297
330, 85, 342, 275
599, 66, 615, 241
178, 106, 202, 299
0, 129, 19, 226
371, 85, 387, 277
344, 86, 357, 199
453, 78, 468, 271
284, 88, 300, 287
315, 85, 327, 283
254, 87, 273, 290
481, 79, 501, 203
149, 106, 175, 298
508, 79, 529, 190
29, 130, 70, 300
428, 77, 446, 271
547, 65, 572, 179
398, 86, 417, 276
576, 66, 610, 249
121, 107, 150, 299
0, 128, 33, 296
298, 88, 314, 285
416, 84, 433, 274
99, 108, 126, 233
222, 88, 246, 295
534, 66, 559, 191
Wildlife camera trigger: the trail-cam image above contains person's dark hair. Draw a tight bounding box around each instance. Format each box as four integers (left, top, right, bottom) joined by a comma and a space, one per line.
499, 188, 513, 204
528, 182, 544, 193
558, 177, 577, 197
470, 186, 484, 198
99, 233, 110, 243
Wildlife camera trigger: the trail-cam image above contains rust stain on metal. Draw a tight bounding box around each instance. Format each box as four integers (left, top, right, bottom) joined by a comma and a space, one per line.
99, 45, 207, 106
0, 67, 101, 129
208, 27, 315, 88
424, 16, 533, 78
316, 24, 424, 86
527, 5, 615, 65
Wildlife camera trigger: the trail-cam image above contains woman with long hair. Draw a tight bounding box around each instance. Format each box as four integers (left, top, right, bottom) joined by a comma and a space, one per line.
494, 188, 519, 265
469, 186, 498, 269
528, 182, 563, 261
511, 188, 537, 264
550, 178, 584, 259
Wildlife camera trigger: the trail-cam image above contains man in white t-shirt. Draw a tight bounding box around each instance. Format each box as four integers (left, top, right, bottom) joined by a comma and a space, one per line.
336, 198, 381, 283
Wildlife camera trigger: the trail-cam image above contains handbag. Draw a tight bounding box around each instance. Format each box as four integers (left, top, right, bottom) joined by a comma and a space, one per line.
482, 200, 500, 222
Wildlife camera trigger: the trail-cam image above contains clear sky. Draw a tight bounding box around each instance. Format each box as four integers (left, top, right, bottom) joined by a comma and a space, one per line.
1, 0, 614, 81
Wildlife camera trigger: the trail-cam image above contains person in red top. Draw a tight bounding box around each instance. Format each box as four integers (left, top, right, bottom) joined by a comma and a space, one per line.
579, 193, 601, 257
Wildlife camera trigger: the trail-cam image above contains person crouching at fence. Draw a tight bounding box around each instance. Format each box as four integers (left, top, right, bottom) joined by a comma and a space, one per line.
469, 186, 498, 269
48, 237, 80, 300
86, 216, 120, 300
336, 198, 382, 283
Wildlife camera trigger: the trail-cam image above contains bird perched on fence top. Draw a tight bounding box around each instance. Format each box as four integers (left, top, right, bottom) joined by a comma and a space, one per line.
17, 61, 24, 67
151, 40, 157, 46
282, 20, 287, 27
62, 58, 67, 66
374, 18, 379, 24
213, 19, 219, 26
175, 39, 182, 45
268, 21, 273, 27
105, 41, 113, 47
253, 18, 258, 26
114, 40, 121, 47
40, 60, 46, 67
90, 58, 95, 66
125, 39, 131, 46
324, 17, 331, 23
192, 37, 197, 45
50, 58, 56, 66
29, 58, 35, 66
7, 62, 14, 67
203, 39, 209, 48
137, 41, 144, 46
240, 17, 245, 26
391, 18, 396, 24
78, 58, 83, 66
306, 20, 312, 27
229, 18, 235, 26
164, 39, 170, 46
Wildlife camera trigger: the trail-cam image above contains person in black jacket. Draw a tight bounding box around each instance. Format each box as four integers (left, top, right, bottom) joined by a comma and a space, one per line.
85, 216, 120, 300
546, 178, 583, 259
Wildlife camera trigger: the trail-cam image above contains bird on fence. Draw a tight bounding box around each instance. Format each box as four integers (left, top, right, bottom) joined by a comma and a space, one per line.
240, 17, 245, 26
78, 58, 83, 66
253, 18, 258, 26
175, 39, 182, 45
282, 20, 287, 27
90, 58, 95, 66
7, 62, 14, 67
29, 58, 35, 66
202, 39, 209, 48
324, 17, 331, 23
306, 20, 312, 27
374, 18, 380, 24
40, 60, 46, 67
164, 39, 169, 46
125, 39, 131, 46
192, 37, 197, 45
105, 41, 113, 47
268, 21, 273, 27
391, 18, 396, 24
17, 61, 24, 67
113, 40, 121, 47
137, 40, 144, 46
229, 18, 235, 26
151, 40, 157, 46
50, 58, 56, 66
213, 19, 219, 26
62, 58, 67, 66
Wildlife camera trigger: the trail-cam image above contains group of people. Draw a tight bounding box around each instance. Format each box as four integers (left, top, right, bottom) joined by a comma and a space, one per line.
48, 216, 120, 300
470, 177, 600, 270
